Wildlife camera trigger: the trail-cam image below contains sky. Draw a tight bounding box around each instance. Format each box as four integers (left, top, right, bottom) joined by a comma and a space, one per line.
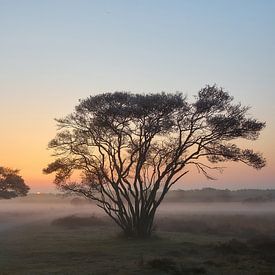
0, 0, 274, 192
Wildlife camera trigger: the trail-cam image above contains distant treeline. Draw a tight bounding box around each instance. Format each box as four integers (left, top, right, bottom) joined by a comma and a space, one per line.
14, 188, 275, 204
163, 188, 275, 203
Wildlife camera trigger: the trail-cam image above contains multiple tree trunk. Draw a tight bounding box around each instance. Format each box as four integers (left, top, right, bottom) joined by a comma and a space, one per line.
44, 86, 265, 238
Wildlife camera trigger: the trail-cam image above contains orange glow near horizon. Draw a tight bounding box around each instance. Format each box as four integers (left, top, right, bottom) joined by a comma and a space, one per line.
1, 84, 274, 193
0, 102, 274, 193
0, 125, 273, 193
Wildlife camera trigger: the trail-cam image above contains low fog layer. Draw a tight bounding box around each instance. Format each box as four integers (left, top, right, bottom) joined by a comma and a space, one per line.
0, 197, 101, 232
1, 194, 275, 234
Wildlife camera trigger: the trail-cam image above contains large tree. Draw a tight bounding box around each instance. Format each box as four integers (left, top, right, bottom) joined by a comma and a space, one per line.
44, 85, 265, 237
0, 167, 29, 199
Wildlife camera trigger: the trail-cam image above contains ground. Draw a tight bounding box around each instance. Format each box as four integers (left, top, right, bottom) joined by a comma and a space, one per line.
1, 201, 275, 274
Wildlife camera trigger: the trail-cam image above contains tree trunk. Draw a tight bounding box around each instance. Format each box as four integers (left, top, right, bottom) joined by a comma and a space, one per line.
121, 212, 155, 238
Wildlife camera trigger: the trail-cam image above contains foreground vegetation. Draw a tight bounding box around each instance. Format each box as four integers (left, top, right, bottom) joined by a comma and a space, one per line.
1, 210, 275, 274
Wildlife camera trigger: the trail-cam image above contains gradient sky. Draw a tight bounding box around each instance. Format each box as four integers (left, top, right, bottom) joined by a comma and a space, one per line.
0, 0, 274, 192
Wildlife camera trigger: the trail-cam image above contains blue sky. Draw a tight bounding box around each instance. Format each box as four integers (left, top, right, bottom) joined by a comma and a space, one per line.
0, 0, 274, 191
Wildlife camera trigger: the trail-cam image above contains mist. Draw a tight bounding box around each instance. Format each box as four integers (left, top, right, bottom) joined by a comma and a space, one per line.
0, 196, 101, 232
2, 192, 275, 273
2, 193, 275, 236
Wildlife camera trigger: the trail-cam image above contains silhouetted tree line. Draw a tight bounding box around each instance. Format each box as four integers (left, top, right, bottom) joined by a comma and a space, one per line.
164, 188, 275, 203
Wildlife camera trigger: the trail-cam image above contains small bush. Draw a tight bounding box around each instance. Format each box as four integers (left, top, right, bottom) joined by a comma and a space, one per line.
51, 214, 107, 228
147, 257, 179, 273
180, 265, 207, 274
216, 238, 249, 254
247, 236, 275, 250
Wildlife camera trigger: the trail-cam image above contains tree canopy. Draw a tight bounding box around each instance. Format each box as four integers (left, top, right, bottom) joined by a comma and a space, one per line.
44, 85, 265, 237
0, 167, 30, 199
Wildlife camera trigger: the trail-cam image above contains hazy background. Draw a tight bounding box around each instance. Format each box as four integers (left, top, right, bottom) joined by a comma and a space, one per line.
0, 0, 274, 192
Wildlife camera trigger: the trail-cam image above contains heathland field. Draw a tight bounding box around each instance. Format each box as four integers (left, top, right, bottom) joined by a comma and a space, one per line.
1, 195, 275, 274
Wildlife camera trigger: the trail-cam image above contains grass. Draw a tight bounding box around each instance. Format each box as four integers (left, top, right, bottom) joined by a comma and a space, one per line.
1, 213, 275, 274
155, 213, 275, 238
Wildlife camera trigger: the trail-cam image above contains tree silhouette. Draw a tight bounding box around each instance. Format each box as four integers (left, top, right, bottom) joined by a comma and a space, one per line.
0, 167, 29, 199
44, 85, 265, 237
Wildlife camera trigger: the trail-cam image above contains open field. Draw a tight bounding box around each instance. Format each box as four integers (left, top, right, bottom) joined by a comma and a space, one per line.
1, 198, 275, 274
